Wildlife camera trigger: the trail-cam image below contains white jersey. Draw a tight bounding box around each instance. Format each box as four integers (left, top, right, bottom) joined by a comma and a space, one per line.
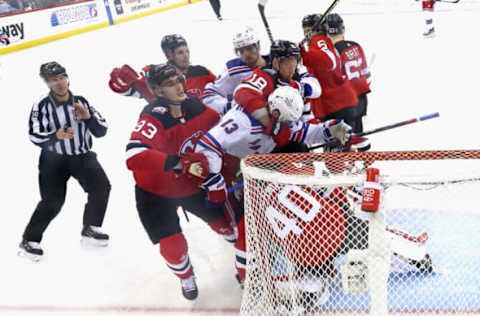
196, 105, 331, 175
202, 56, 321, 118
202, 57, 261, 115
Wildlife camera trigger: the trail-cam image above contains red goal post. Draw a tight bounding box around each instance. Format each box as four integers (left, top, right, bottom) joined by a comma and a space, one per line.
240, 149, 480, 315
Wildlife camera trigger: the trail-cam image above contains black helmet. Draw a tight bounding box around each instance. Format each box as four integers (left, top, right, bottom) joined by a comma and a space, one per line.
39, 62, 67, 81
325, 13, 345, 35
145, 63, 181, 92
301, 13, 327, 34
270, 40, 301, 61
302, 14, 321, 28
161, 34, 187, 56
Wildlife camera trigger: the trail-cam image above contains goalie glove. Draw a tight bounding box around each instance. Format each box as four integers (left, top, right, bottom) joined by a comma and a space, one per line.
324, 119, 352, 145
341, 249, 369, 295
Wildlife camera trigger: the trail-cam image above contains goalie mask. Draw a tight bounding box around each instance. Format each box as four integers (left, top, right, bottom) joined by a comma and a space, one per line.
268, 86, 304, 122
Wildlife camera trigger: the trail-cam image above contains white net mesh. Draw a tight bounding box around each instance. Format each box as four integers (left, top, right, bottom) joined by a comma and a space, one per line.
240, 150, 480, 315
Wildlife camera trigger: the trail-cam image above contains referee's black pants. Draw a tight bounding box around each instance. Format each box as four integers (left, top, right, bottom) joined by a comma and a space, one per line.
23, 150, 111, 242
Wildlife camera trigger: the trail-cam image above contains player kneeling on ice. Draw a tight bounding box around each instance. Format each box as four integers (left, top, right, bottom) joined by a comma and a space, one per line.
126, 64, 235, 301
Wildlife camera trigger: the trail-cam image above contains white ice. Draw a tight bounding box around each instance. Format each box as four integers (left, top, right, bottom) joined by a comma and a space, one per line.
1, 0, 480, 315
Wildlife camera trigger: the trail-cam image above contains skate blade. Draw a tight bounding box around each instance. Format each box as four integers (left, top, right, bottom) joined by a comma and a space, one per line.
17, 249, 42, 262
80, 237, 109, 248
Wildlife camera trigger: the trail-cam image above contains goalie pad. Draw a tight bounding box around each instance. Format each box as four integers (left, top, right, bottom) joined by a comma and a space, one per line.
341, 249, 369, 294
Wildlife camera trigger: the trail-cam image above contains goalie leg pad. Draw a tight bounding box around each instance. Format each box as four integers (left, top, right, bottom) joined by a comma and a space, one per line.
341, 249, 369, 294
159, 233, 193, 279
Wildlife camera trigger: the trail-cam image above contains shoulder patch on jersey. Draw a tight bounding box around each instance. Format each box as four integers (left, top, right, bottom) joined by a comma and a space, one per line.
142, 97, 209, 130
152, 106, 168, 114
142, 98, 177, 129
186, 65, 212, 78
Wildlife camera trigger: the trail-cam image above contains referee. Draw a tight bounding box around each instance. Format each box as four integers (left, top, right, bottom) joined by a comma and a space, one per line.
19, 62, 111, 261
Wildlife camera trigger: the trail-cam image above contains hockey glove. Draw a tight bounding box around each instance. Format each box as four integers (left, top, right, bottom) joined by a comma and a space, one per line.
108, 64, 139, 94
264, 117, 292, 148
350, 135, 371, 152
324, 136, 370, 153
324, 119, 352, 146
203, 173, 228, 208
168, 152, 209, 185
179, 152, 209, 183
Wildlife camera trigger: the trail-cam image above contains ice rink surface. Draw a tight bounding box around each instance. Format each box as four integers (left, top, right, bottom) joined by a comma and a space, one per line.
1, 0, 480, 315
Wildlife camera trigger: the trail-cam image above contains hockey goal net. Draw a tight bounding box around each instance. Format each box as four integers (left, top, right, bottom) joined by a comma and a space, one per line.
240, 150, 480, 315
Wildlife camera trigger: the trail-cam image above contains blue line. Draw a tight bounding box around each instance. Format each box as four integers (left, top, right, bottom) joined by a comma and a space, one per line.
103, 0, 114, 25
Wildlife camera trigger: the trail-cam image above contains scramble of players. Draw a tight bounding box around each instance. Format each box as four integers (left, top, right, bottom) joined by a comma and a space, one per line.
21, 10, 436, 305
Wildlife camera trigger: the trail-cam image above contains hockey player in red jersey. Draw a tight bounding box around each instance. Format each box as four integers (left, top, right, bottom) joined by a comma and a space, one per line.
301, 14, 358, 129
125, 64, 234, 301
422, 0, 436, 38
109, 34, 216, 101
325, 13, 372, 142
233, 40, 321, 145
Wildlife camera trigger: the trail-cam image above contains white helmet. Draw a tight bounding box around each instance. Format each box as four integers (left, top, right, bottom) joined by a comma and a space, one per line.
268, 86, 304, 122
232, 26, 259, 50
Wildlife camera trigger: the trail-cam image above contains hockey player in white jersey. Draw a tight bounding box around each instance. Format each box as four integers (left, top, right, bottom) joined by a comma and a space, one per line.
202, 27, 320, 120
195, 86, 351, 205
202, 26, 268, 115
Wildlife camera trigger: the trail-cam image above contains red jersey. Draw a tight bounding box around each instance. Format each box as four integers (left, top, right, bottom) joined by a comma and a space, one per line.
183, 65, 216, 98
233, 67, 300, 118
301, 35, 358, 118
130, 64, 216, 101
423, 0, 435, 10
126, 97, 220, 198
335, 40, 371, 96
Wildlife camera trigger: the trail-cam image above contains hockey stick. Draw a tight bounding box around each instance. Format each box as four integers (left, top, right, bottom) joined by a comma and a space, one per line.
357, 112, 439, 137
258, 0, 274, 43
308, 112, 440, 151
312, 0, 341, 31
227, 183, 244, 193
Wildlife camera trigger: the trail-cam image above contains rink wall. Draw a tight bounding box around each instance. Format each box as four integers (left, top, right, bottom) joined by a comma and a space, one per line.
0, 0, 202, 54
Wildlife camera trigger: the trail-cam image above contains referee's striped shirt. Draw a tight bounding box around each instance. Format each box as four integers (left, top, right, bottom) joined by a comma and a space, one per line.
28, 92, 108, 155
